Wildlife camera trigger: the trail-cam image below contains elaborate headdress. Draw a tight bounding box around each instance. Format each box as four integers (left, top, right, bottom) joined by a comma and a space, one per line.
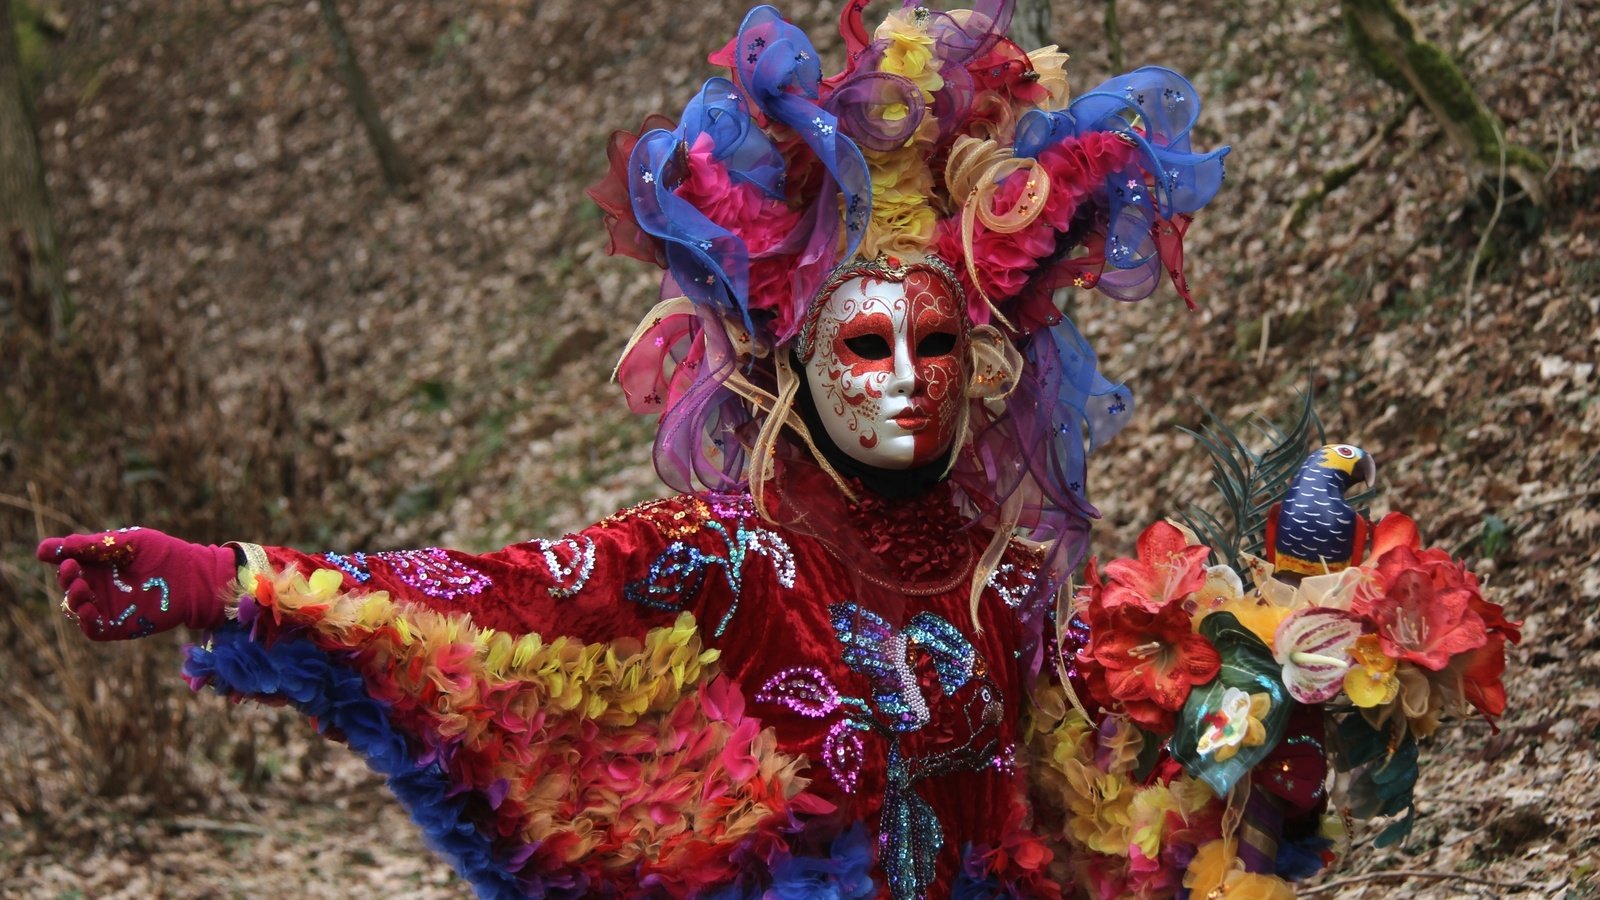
589, 0, 1228, 642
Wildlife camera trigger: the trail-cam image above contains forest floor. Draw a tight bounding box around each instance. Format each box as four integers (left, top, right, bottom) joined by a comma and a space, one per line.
1, 0, 1596, 897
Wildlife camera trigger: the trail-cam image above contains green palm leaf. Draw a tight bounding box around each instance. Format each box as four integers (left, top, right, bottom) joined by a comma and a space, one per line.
1176, 390, 1326, 578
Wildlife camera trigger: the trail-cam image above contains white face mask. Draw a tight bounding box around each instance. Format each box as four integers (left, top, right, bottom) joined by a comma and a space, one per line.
802, 272, 968, 470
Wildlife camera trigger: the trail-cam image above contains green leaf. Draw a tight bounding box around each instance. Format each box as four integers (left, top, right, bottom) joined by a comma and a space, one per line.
1171, 613, 1293, 797
1332, 712, 1420, 848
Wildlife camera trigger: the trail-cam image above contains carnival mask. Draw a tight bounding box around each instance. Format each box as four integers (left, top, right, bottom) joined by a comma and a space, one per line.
801, 267, 969, 470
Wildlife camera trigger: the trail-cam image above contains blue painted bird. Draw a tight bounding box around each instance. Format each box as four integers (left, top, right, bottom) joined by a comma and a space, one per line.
1266, 443, 1378, 577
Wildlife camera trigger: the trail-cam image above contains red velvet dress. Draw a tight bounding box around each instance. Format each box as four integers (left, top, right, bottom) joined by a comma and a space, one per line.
186, 465, 1070, 898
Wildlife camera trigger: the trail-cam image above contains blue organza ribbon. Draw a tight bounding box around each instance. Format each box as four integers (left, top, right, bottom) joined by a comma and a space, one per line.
1014, 67, 1230, 300
629, 79, 784, 334
735, 6, 871, 310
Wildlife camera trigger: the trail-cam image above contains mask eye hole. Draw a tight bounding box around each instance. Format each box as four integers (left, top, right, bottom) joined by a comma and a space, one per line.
1334, 445, 1357, 458
843, 334, 892, 360
917, 332, 958, 357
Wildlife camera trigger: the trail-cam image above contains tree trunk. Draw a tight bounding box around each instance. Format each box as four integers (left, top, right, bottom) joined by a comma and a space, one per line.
1103, 0, 1124, 72
316, 0, 416, 193
1342, 0, 1545, 206
1008, 0, 1052, 51
0, 0, 71, 339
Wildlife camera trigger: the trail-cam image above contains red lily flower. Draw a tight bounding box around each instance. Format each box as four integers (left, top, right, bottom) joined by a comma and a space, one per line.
1364, 556, 1488, 671
1460, 633, 1510, 718
1101, 521, 1212, 613
1087, 599, 1221, 731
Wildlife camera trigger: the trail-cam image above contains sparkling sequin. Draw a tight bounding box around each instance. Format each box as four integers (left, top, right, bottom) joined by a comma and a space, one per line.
755, 605, 1005, 900
824, 719, 868, 793
986, 562, 1037, 609
142, 577, 171, 613
532, 535, 596, 599
321, 551, 372, 583
991, 742, 1017, 775
112, 603, 138, 627
372, 549, 491, 600
111, 567, 134, 593
755, 666, 844, 718
622, 498, 795, 636
624, 541, 711, 611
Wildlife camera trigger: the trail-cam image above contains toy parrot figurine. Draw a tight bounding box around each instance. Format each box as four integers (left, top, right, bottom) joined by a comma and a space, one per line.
1265, 443, 1377, 577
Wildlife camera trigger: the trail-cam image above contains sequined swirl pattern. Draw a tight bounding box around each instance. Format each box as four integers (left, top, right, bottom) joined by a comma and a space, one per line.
530, 535, 596, 599
318, 549, 492, 601
758, 603, 1007, 900
986, 562, 1038, 610
624, 497, 795, 636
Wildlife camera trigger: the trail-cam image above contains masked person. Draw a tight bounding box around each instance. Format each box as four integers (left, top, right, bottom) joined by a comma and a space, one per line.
39, 2, 1355, 897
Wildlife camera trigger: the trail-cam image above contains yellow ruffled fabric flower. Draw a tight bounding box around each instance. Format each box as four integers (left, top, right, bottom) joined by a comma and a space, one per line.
1183, 839, 1296, 899
1096, 713, 1145, 775
1061, 757, 1136, 855
1026, 45, 1072, 110
875, 8, 946, 99
1343, 633, 1400, 708
860, 146, 937, 257
1127, 782, 1180, 861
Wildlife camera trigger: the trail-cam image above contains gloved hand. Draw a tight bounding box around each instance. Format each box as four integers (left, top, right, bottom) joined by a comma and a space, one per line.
36, 528, 238, 640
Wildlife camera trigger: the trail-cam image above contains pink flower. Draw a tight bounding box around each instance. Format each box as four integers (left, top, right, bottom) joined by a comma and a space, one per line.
1101, 521, 1212, 613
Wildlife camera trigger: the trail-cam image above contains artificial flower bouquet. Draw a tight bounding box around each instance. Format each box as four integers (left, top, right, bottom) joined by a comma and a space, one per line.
1028, 511, 1518, 897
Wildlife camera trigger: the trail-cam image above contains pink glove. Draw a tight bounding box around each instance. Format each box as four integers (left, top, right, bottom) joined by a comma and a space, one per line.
36, 528, 238, 640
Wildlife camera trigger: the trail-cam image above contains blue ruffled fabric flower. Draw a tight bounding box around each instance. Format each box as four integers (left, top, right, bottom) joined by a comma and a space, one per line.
1276, 832, 1335, 882
184, 625, 526, 899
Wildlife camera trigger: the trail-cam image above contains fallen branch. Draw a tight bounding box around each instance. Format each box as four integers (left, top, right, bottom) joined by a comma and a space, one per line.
1278, 101, 1415, 240
168, 816, 274, 837
1302, 869, 1554, 895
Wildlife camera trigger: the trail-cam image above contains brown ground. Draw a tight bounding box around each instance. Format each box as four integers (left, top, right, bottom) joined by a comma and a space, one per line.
1, 0, 1596, 896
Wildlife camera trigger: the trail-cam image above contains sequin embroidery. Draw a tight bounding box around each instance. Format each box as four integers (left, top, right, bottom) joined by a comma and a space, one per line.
373, 549, 492, 600
531, 535, 597, 599
986, 562, 1037, 610
758, 603, 1005, 900
623, 498, 795, 636
322, 551, 372, 583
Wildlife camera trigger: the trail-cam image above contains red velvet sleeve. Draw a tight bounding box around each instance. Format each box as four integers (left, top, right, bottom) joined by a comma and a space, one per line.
244, 494, 723, 642
186, 493, 834, 896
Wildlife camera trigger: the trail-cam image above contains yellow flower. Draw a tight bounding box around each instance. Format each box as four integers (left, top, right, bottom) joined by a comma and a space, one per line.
1096, 713, 1145, 775
1212, 595, 1290, 647
874, 9, 945, 96
1183, 840, 1296, 898
1343, 634, 1400, 708
1061, 757, 1135, 855
1183, 838, 1233, 897
1195, 688, 1272, 763
1127, 782, 1179, 860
